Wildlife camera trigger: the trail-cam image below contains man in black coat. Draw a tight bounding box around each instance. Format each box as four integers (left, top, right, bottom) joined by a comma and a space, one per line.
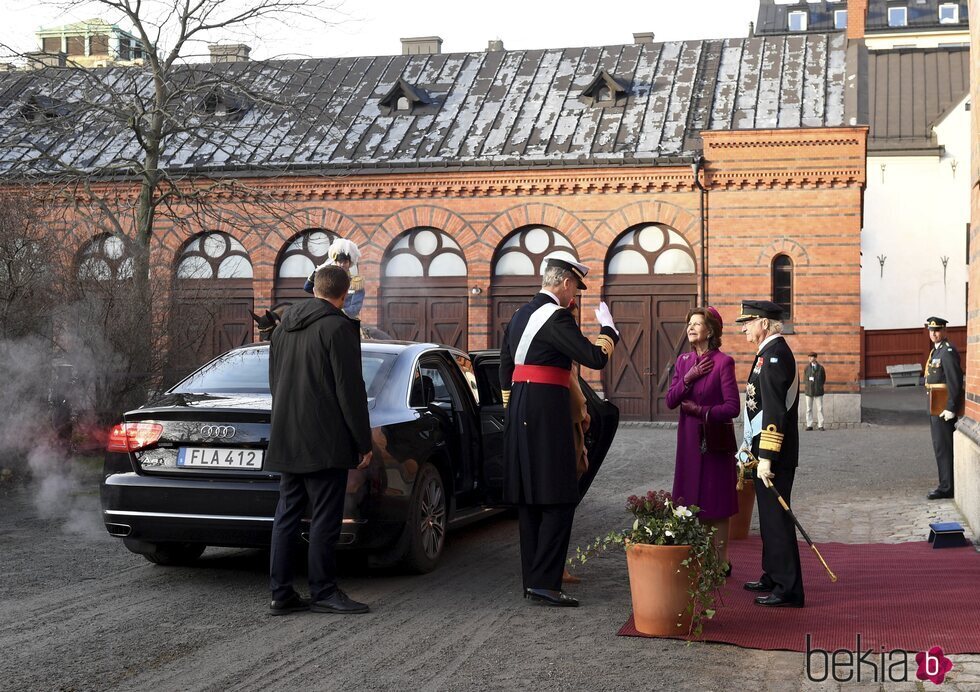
499, 254, 619, 607
736, 300, 804, 608
924, 316, 964, 500
267, 265, 373, 616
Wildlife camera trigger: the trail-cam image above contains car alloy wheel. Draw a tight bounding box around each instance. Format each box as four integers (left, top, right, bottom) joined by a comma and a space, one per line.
418, 473, 446, 559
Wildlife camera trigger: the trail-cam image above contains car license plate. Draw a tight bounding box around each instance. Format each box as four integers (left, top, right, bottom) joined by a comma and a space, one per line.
176, 447, 264, 470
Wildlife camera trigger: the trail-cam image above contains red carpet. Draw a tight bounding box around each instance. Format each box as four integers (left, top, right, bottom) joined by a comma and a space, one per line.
617, 538, 980, 652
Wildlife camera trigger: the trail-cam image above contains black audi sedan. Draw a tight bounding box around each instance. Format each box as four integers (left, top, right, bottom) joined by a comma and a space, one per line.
101, 341, 619, 572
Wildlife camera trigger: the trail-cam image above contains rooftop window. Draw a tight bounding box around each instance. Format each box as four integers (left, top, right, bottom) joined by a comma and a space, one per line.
788, 11, 808, 32
938, 3, 959, 23
834, 9, 848, 29
888, 6, 908, 27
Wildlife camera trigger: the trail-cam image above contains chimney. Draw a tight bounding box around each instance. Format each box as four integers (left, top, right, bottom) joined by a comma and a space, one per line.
24, 51, 66, 69
846, 0, 868, 40
209, 43, 251, 63
487, 39, 504, 51
400, 36, 443, 55
632, 32, 655, 44
748, 21, 755, 38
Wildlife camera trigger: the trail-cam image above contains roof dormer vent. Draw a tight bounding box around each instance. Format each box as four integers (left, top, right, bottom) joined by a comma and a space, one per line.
580, 70, 630, 107
380, 78, 433, 114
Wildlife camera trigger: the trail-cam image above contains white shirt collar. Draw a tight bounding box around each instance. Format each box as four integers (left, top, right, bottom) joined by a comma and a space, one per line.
756, 333, 783, 355
540, 289, 561, 305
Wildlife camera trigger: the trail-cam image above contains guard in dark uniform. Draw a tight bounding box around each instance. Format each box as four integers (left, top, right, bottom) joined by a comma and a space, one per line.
499, 254, 619, 607
924, 316, 963, 500
735, 300, 804, 608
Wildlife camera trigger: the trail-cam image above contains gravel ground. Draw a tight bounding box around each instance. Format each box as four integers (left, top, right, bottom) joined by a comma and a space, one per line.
0, 419, 974, 691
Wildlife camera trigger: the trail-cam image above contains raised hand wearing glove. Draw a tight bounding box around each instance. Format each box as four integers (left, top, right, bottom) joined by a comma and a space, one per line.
940, 410, 956, 422
679, 399, 705, 420
683, 357, 714, 387
594, 301, 619, 336
756, 458, 774, 488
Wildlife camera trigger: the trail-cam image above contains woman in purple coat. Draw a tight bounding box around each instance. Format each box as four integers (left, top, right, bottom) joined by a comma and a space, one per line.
666, 306, 740, 571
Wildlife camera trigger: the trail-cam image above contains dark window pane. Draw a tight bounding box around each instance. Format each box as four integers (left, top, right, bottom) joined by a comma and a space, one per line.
90, 34, 109, 54
42, 37, 61, 53
771, 255, 793, 319
66, 36, 85, 56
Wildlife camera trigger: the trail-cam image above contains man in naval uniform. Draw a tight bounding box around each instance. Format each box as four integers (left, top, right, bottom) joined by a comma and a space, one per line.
924, 316, 963, 500
735, 300, 804, 608
499, 254, 619, 607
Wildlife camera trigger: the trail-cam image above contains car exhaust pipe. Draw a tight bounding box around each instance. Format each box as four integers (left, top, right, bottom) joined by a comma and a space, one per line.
105, 522, 132, 537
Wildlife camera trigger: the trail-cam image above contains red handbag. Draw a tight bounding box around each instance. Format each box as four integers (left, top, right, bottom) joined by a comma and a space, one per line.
700, 421, 737, 454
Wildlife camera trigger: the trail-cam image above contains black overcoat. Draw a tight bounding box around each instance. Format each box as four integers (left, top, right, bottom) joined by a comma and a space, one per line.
743, 335, 800, 469
499, 292, 618, 505
266, 298, 372, 474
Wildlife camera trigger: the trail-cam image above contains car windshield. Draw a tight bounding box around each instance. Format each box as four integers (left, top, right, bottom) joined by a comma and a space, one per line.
171, 347, 397, 398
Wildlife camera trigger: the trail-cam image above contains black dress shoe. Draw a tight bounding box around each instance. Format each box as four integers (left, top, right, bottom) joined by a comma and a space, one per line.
743, 579, 774, 592
927, 489, 954, 500
269, 592, 310, 616
525, 588, 579, 607
755, 593, 804, 608
311, 589, 369, 614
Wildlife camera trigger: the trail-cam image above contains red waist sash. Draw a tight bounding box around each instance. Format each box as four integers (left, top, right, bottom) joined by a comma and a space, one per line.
512, 364, 570, 388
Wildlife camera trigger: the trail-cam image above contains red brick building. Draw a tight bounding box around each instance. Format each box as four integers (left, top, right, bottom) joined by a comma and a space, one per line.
0, 32, 866, 420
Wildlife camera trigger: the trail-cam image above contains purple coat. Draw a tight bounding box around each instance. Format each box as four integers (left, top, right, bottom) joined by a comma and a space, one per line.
666, 348, 741, 519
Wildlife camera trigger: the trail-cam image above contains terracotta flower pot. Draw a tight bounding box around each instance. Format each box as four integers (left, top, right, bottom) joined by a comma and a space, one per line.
729, 482, 756, 540
625, 542, 695, 637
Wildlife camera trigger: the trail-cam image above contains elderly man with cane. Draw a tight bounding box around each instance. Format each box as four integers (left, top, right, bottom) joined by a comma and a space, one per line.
735, 300, 805, 608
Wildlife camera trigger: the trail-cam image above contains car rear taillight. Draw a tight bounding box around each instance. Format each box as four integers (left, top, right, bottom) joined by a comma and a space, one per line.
106, 422, 164, 453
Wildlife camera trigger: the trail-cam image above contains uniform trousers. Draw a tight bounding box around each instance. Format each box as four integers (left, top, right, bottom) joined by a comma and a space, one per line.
930, 415, 956, 494
754, 467, 805, 603
270, 467, 347, 602
518, 503, 576, 591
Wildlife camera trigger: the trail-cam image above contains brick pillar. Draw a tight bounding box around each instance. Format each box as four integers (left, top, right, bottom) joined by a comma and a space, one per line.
846, 0, 867, 40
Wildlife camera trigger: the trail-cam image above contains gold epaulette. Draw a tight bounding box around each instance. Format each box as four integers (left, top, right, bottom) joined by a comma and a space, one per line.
595, 334, 615, 356
501, 389, 510, 407
759, 424, 784, 453
350, 275, 364, 290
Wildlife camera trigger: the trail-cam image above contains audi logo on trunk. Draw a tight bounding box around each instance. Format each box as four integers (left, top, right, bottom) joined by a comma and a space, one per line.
200, 425, 236, 439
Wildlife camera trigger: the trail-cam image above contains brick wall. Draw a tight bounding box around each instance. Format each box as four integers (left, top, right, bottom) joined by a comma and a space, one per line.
22, 126, 867, 411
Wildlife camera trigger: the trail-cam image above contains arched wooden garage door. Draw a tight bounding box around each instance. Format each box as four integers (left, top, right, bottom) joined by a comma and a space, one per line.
489, 226, 579, 347
603, 224, 697, 421
273, 229, 336, 305
170, 232, 254, 378
380, 228, 468, 349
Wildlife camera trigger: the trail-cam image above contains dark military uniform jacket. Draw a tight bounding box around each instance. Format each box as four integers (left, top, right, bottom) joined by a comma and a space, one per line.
742, 334, 800, 469
925, 340, 964, 415
499, 292, 618, 505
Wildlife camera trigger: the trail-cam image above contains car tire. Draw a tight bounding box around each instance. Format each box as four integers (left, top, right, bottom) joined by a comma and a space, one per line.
123, 538, 206, 566
400, 462, 447, 574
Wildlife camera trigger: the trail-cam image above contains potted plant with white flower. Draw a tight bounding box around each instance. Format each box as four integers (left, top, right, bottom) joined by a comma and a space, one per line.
572, 490, 727, 638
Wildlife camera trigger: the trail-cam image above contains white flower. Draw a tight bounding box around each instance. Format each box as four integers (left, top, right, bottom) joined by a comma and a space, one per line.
665, 530, 675, 538
672, 505, 693, 519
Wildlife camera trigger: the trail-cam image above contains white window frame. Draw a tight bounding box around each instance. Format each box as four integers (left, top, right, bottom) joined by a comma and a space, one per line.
788, 11, 808, 31
938, 3, 959, 24
888, 6, 907, 27
834, 9, 848, 29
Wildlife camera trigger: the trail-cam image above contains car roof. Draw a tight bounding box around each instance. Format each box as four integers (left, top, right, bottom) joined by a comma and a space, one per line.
233, 340, 449, 357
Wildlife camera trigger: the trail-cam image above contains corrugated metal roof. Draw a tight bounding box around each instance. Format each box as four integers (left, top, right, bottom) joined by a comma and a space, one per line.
0, 34, 848, 177
867, 46, 969, 152
756, 0, 969, 36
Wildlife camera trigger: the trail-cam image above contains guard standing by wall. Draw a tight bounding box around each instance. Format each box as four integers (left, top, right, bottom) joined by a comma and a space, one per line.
736, 300, 804, 608
803, 352, 826, 431
499, 254, 619, 607
924, 317, 964, 500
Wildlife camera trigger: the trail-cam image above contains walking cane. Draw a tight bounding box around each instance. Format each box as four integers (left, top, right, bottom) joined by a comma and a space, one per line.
738, 451, 838, 583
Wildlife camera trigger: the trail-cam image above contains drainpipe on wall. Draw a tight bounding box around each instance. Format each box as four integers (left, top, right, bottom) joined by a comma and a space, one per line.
691, 155, 708, 304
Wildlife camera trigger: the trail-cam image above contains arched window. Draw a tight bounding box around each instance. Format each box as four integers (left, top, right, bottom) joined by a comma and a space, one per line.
493, 226, 578, 277
77, 234, 134, 281
176, 232, 252, 280
383, 227, 466, 278
606, 224, 695, 275
771, 254, 793, 320
277, 229, 336, 279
